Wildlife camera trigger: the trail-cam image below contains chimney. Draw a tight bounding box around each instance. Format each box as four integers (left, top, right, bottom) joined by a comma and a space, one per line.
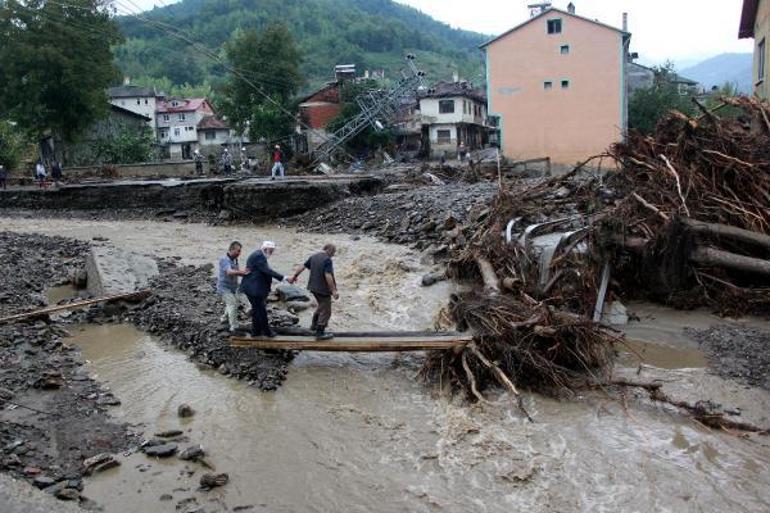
452, 71, 459, 83
622, 12, 628, 32
567, 2, 575, 14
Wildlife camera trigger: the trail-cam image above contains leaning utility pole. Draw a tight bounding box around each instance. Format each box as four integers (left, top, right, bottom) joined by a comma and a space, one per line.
312, 54, 426, 164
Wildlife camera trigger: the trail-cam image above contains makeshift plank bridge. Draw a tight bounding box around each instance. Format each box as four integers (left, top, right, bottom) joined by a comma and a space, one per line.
230, 331, 471, 352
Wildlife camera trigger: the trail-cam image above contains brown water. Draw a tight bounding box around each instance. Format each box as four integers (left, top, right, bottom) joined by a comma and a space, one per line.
4, 217, 770, 512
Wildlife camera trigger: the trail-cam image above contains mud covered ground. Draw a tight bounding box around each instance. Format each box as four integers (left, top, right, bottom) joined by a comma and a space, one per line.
689, 325, 770, 390
0, 232, 134, 505
126, 260, 297, 391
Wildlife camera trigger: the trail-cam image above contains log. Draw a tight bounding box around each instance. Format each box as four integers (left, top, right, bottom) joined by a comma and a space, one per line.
230, 334, 472, 352
682, 218, 770, 250
690, 247, 770, 277
273, 327, 463, 338
467, 343, 533, 422
0, 290, 151, 324
476, 257, 500, 294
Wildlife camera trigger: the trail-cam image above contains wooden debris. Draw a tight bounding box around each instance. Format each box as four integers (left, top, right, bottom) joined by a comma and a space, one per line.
0, 290, 151, 324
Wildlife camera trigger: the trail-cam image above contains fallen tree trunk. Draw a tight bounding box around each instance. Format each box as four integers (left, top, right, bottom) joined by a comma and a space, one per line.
690, 247, 770, 277
476, 257, 500, 295
682, 218, 770, 250
0, 290, 151, 324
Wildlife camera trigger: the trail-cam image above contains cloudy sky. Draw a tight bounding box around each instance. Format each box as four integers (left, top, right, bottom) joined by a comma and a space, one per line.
127, 0, 753, 68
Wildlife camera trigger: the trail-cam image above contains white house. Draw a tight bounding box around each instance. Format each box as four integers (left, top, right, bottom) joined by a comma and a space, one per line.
108, 85, 159, 128
156, 97, 216, 159
418, 81, 489, 158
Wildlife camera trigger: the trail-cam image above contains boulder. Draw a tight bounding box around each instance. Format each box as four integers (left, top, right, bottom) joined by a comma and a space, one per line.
275, 285, 310, 303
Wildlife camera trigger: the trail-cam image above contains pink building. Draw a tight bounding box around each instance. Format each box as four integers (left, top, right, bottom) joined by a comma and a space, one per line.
481, 7, 630, 166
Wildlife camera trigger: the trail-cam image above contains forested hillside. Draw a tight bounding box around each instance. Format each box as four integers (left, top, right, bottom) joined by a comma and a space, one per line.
115, 0, 487, 91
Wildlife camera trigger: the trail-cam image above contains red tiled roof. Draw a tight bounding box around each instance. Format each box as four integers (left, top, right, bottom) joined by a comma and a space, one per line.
157, 98, 211, 113
197, 116, 229, 130
740, 0, 759, 38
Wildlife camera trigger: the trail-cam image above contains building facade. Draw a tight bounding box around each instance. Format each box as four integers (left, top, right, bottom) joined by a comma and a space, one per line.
482, 7, 630, 166
418, 81, 489, 158
108, 85, 159, 127
156, 98, 216, 160
297, 82, 343, 151
740, 0, 770, 98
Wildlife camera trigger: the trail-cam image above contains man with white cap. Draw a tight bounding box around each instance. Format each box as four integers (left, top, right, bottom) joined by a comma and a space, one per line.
239, 241, 294, 337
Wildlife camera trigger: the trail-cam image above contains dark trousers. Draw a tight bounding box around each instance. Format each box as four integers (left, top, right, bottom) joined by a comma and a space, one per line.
246, 294, 270, 336
311, 292, 332, 331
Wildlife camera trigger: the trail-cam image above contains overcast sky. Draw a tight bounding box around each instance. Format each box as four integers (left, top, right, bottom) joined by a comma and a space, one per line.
128, 0, 753, 68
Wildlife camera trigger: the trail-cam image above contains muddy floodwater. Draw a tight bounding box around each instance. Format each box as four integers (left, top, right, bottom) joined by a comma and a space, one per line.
3, 217, 770, 512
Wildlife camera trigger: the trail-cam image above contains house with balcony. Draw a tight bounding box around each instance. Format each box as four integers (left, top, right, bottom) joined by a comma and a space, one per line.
417, 81, 489, 158
482, 5, 630, 166
156, 98, 216, 160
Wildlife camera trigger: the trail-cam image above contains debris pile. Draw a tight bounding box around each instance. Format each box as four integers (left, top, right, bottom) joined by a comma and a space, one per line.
423, 98, 770, 414
292, 182, 499, 247
605, 96, 770, 313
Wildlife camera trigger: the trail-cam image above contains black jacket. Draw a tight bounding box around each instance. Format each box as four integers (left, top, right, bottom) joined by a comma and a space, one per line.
240, 250, 284, 297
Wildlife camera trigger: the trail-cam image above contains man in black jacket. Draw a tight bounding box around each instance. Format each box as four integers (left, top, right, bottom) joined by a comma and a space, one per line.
239, 241, 293, 337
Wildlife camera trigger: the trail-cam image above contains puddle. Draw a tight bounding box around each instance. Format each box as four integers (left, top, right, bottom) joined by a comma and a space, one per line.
45, 284, 79, 305
619, 338, 708, 369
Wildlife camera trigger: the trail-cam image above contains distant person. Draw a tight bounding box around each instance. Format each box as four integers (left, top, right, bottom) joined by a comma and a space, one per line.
239, 241, 294, 338
51, 160, 63, 187
458, 142, 467, 162
271, 144, 284, 180
220, 148, 233, 175
194, 150, 204, 175
35, 161, 47, 189
217, 241, 250, 333
0, 164, 7, 190
290, 243, 339, 340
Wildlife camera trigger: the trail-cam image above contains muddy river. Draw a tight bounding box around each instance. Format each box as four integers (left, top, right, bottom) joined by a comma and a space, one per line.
3, 217, 770, 512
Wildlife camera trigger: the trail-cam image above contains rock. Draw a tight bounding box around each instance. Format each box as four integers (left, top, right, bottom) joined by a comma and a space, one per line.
155, 430, 184, 438
177, 403, 195, 418
601, 301, 628, 326
160, 494, 173, 501
178, 445, 205, 461
286, 300, 311, 313
217, 209, 232, 220
143, 443, 178, 458
82, 453, 120, 475
200, 472, 229, 489
33, 476, 57, 489
421, 271, 447, 287
55, 488, 80, 501
275, 285, 310, 303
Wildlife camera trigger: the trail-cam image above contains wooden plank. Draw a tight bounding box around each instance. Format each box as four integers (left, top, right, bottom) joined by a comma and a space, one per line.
230, 334, 472, 352
274, 327, 464, 338
0, 290, 151, 324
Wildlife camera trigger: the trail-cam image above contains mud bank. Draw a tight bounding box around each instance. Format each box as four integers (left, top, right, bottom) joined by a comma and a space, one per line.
0, 232, 135, 505
0, 175, 383, 221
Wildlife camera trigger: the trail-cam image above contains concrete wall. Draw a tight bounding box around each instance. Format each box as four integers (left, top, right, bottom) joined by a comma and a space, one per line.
753, 0, 770, 99
486, 12, 625, 166
0, 177, 384, 221
61, 161, 199, 181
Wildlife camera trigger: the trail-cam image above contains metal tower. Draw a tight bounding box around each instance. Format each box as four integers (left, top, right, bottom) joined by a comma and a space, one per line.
312, 54, 425, 164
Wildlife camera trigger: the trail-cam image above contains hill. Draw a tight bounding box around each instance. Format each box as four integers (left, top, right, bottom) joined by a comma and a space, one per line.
680, 53, 753, 94
115, 0, 488, 92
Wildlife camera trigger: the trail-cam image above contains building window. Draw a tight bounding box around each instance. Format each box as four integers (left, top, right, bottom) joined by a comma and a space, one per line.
561, 80, 570, 89
205, 131, 216, 140
544, 81, 553, 90
174, 128, 180, 137
436, 129, 451, 144
178, 113, 186, 121
439, 100, 455, 114
144, 99, 149, 105
547, 19, 562, 34
759, 38, 766, 82
163, 114, 169, 121
560, 44, 570, 54
136, 99, 140, 105
160, 129, 168, 139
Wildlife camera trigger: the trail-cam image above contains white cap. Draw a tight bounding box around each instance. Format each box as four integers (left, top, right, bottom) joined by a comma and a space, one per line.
261, 241, 276, 250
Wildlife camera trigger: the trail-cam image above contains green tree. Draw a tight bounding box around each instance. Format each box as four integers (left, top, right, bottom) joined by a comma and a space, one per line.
219, 25, 303, 141
629, 63, 696, 135
92, 124, 156, 165
0, 0, 122, 142
0, 120, 28, 170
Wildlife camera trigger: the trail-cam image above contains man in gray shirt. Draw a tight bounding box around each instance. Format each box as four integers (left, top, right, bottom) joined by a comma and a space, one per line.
291, 243, 338, 340
217, 241, 250, 332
